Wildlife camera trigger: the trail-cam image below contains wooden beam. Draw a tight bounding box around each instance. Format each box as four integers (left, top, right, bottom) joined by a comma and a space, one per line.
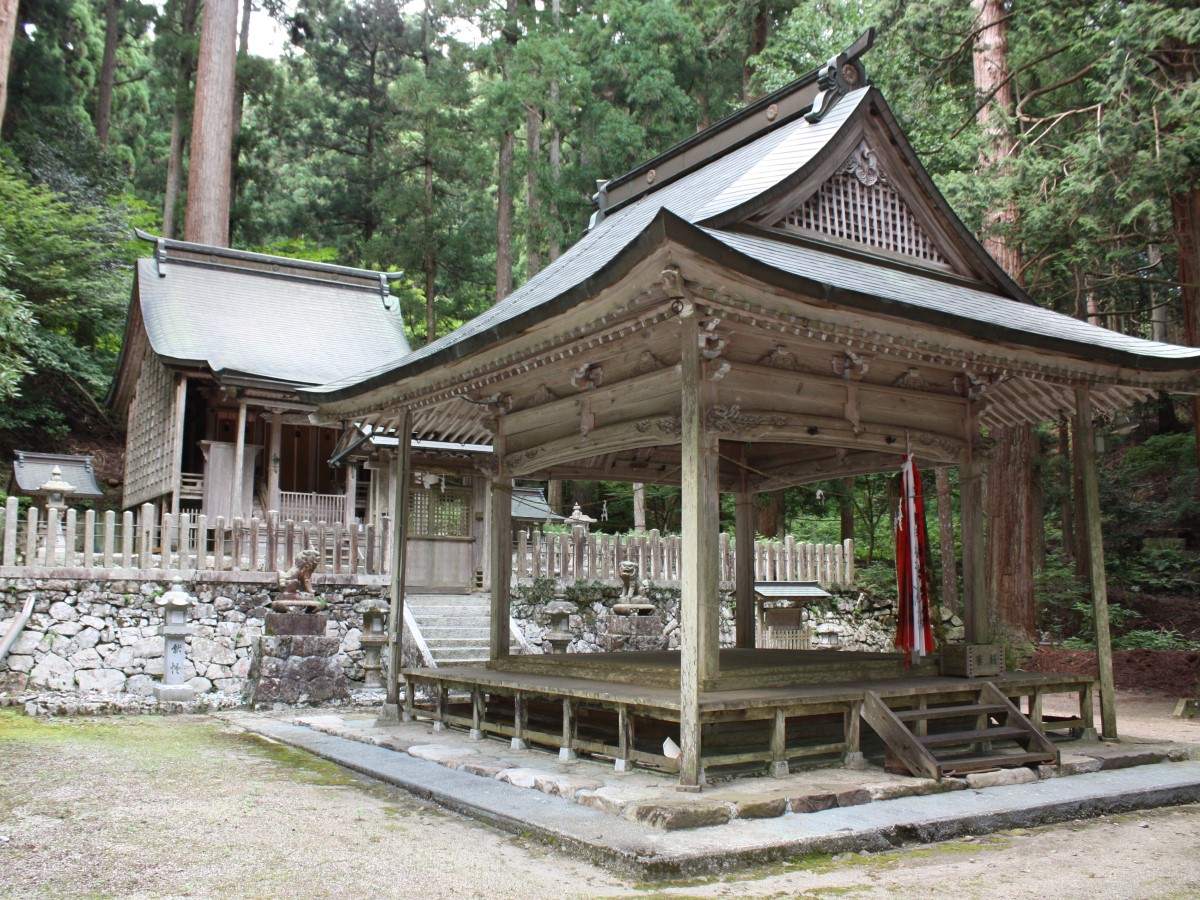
379, 409, 412, 724
1075, 386, 1118, 739
734, 491, 755, 648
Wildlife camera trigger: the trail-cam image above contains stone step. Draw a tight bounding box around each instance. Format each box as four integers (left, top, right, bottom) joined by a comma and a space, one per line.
432, 647, 494, 661
424, 639, 491, 649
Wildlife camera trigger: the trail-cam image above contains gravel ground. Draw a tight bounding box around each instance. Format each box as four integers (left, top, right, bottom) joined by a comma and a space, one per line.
1, 692, 1198, 899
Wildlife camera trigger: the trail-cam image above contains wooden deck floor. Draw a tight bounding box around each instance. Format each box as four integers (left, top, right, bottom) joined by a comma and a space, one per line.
401, 649, 1097, 777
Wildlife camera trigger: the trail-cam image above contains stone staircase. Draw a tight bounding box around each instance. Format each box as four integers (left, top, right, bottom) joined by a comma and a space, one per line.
405, 593, 492, 666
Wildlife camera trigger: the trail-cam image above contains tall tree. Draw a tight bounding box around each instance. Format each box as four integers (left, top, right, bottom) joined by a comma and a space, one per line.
160, 0, 199, 239
95, 0, 123, 146
969, 0, 1038, 639
184, 0, 239, 245
0, 0, 18, 133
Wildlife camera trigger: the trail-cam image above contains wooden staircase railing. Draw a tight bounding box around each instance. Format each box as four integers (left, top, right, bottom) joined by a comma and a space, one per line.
862, 682, 1059, 781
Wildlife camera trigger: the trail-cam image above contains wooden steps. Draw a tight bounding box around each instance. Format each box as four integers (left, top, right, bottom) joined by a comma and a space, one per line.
862, 681, 1058, 781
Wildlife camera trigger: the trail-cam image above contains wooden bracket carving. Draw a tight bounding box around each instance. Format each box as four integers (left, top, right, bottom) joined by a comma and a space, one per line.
954, 371, 997, 400
634, 350, 667, 374
699, 317, 726, 359
571, 363, 605, 391
832, 350, 869, 380
893, 367, 927, 390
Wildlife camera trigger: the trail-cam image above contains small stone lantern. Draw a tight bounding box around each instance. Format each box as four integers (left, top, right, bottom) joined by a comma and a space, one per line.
815, 620, 841, 649
544, 593, 577, 654
39, 465, 75, 511
154, 582, 195, 702
357, 597, 389, 688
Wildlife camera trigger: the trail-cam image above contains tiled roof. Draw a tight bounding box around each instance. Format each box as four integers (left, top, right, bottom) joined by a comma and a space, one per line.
10, 452, 104, 497
135, 250, 411, 388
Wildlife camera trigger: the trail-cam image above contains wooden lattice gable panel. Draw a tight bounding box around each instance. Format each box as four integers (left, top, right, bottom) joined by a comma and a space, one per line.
767, 136, 955, 270
776, 139, 946, 265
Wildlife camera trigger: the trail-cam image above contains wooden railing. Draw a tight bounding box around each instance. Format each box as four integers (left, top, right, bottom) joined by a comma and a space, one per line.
279, 491, 346, 526
0, 497, 389, 577
512, 528, 854, 587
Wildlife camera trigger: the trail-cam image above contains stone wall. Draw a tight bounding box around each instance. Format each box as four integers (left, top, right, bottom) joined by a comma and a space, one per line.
509, 579, 916, 654
0, 575, 386, 710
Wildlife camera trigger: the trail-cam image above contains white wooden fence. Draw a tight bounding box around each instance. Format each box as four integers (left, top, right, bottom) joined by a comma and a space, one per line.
0, 497, 389, 576
512, 528, 854, 588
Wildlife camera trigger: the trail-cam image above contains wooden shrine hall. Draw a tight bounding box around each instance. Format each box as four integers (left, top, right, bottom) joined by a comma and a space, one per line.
307, 34, 1200, 789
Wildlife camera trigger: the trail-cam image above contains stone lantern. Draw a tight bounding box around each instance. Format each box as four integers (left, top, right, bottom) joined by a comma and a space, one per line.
815, 620, 841, 649
154, 582, 195, 702
39, 466, 75, 511
544, 593, 577, 654
357, 597, 389, 688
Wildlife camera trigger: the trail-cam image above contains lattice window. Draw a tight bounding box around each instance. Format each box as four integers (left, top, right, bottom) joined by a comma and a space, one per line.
123, 350, 179, 508
774, 139, 945, 265
408, 486, 471, 537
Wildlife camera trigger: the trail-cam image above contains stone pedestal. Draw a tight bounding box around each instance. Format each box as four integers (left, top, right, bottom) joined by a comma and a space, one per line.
599, 613, 665, 652
245, 613, 349, 707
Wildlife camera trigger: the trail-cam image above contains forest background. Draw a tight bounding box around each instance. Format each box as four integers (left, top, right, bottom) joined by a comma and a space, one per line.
0, 0, 1197, 651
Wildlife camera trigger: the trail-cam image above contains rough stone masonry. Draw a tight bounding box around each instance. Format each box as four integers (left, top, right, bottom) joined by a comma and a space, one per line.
0, 575, 382, 709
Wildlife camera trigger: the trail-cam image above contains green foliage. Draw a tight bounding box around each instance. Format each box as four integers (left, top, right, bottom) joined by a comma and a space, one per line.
1112, 550, 1200, 598
0, 156, 137, 443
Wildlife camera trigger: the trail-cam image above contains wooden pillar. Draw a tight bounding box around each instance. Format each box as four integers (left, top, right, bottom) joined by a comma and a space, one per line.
378, 410, 413, 725
632, 482, 646, 533
734, 491, 756, 648
1075, 386, 1118, 739
230, 399, 248, 521
489, 424, 513, 660
344, 463, 357, 528
267, 409, 282, 515
385, 450, 398, 571
170, 375, 188, 515
960, 456, 990, 644
678, 306, 719, 791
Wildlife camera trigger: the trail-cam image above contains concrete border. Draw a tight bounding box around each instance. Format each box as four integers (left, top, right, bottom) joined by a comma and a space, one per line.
228, 714, 1200, 878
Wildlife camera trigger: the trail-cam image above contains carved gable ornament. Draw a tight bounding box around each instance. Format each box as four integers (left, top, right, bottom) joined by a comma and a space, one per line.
772, 139, 947, 266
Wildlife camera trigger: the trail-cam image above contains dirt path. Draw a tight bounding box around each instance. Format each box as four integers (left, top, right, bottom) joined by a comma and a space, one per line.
1, 692, 1197, 899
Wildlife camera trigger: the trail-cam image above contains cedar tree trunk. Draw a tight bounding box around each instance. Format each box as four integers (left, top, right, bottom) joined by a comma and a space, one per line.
184, 0, 239, 246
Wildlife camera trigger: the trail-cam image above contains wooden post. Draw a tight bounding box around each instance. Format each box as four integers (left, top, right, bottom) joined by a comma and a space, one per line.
170, 375, 188, 516
844, 699, 864, 767
734, 491, 755, 648
769, 707, 788, 777
960, 456, 990, 644
83, 509, 95, 569
1075, 386, 1118, 739
385, 450, 398, 572
511, 693, 528, 750
102, 510, 115, 568
196, 515, 209, 571
616, 704, 634, 772
139, 503, 155, 570
231, 400, 248, 522
678, 303, 719, 791
64, 508, 77, 567
3, 496, 18, 566
489, 423, 513, 661
379, 410, 413, 725
560, 698, 577, 761
24, 507, 37, 567
471, 688, 485, 741
344, 463, 357, 528
121, 510, 134, 567
267, 408, 282, 516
